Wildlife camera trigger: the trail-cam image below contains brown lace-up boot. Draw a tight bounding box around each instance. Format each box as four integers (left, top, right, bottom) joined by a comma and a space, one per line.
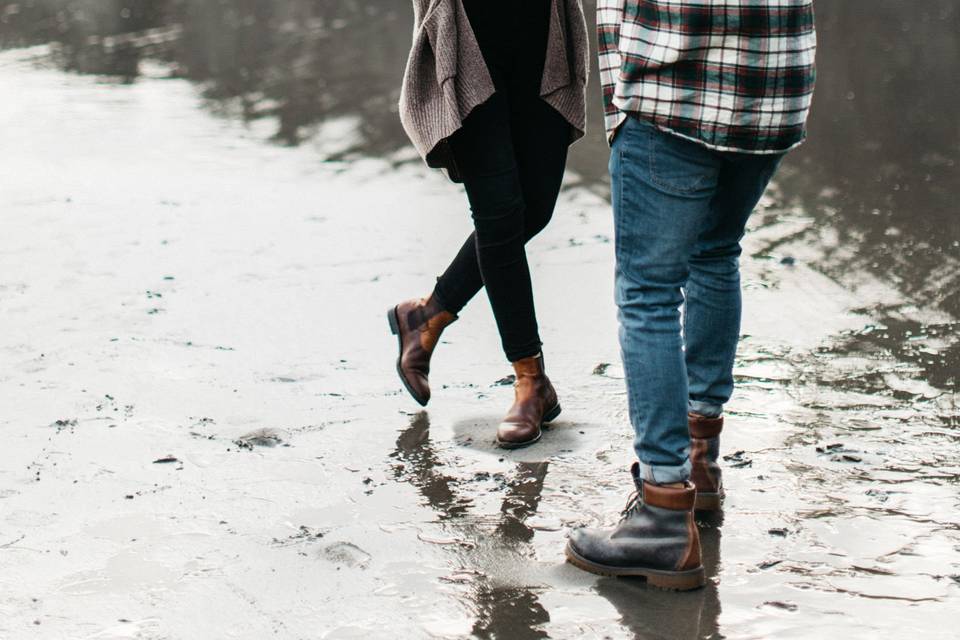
388, 296, 457, 406
496, 354, 561, 449
565, 463, 705, 591
689, 414, 724, 511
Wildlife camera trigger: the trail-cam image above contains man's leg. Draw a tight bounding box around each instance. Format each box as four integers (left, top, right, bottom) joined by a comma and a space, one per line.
682, 153, 783, 508
612, 117, 723, 483
685, 154, 784, 417
564, 116, 723, 589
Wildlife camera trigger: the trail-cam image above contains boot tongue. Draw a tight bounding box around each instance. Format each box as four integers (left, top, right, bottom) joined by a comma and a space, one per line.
629, 462, 644, 492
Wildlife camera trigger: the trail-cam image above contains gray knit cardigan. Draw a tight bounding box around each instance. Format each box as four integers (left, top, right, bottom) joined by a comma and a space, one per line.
399, 0, 589, 181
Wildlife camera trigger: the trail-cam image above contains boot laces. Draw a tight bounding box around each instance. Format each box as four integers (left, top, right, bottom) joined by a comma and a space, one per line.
619, 489, 643, 520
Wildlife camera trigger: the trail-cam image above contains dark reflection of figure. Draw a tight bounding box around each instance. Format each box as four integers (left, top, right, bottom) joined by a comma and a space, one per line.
595, 514, 722, 640
391, 411, 470, 520
2, 0, 413, 154
473, 462, 551, 637
496, 461, 549, 545
391, 413, 553, 637
472, 585, 549, 640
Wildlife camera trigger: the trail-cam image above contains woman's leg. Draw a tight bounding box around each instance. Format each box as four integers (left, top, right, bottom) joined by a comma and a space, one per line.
437, 91, 541, 362
431, 100, 569, 320
510, 95, 570, 246
397, 0, 564, 434
432, 0, 561, 346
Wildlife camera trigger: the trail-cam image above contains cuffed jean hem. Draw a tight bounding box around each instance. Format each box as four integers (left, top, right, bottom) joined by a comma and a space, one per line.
640, 458, 692, 485
688, 400, 723, 419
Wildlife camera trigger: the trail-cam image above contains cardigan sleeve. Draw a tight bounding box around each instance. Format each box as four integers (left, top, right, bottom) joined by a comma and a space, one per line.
399, 0, 495, 177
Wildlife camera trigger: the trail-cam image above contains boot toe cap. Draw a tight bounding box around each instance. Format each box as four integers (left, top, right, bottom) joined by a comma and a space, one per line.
566, 527, 615, 567
567, 527, 590, 554
496, 421, 540, 446
399, 369, 431, 406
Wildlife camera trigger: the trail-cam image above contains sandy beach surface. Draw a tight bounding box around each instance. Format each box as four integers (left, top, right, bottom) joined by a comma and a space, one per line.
1, 9, 959, 638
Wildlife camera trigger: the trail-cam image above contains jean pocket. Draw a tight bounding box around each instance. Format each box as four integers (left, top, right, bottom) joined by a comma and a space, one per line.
647, 126, 721, 196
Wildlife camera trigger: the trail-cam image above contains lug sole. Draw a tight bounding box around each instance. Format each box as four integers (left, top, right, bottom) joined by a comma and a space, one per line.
387, 307, 429, 407
694, 491, 723, 511
496, 431, 542, 450
564, 542, 706, 591
495, 403, 561, 450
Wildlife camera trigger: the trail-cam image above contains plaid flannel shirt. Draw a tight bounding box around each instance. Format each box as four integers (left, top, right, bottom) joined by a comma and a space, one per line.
597, 0, 817, 154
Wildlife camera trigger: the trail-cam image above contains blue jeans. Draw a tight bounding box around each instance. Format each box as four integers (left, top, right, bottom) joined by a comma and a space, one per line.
611, 115, 783, 484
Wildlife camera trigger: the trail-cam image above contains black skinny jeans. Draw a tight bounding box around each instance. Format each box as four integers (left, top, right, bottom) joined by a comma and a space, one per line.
432, 0, 571, 363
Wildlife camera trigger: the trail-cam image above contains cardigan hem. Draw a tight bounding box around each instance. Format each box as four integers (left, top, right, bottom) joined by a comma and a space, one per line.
400, 0, 589, 178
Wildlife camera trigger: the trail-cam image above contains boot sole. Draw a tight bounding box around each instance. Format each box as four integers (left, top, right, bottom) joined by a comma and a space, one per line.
387, 307, 429, 407
564, 542, 706, 591
496, 403, 561, 450
694, 491, 723, 511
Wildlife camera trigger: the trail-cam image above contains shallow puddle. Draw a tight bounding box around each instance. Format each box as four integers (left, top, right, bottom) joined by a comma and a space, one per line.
0, 2, 957, 638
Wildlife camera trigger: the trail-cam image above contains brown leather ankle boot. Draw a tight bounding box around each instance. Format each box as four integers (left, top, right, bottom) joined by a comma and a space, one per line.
689, 414, 724, 511
496, 354, 561, 449
388, 295, 456, 406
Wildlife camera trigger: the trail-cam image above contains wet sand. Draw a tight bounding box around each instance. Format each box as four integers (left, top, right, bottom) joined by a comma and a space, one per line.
1, 13, 959, 640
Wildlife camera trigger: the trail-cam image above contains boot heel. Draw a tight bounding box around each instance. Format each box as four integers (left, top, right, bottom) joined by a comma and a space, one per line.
694, 492, 722, 511
543, 404, 562, 423
387, 307, 400, 335
645, 566, 706, 592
